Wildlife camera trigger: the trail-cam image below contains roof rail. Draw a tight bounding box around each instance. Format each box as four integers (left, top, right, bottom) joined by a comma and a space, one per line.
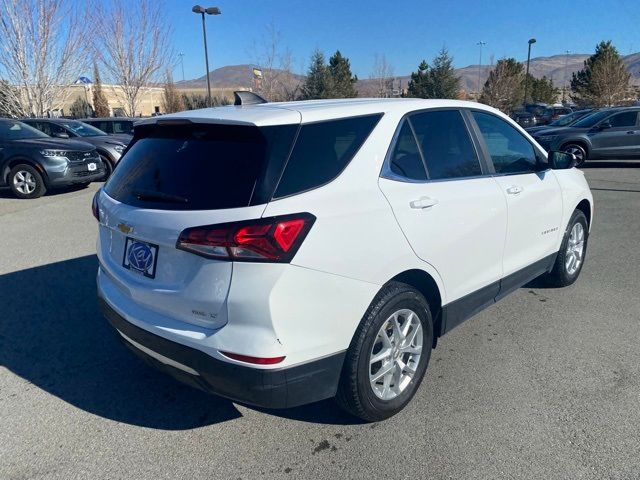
234, 91, 268, 106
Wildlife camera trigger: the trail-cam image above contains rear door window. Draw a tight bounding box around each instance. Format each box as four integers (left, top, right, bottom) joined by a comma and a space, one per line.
388, 121, 427, 181
409, 110, 481, 180
114, 121, 133, 134
274, 114, 382, 198
104, 123, 297, 210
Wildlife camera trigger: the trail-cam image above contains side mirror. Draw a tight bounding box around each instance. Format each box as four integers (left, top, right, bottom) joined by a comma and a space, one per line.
549, 151, 577, 170
598, 121, 612, 130
53, 132, 69, 139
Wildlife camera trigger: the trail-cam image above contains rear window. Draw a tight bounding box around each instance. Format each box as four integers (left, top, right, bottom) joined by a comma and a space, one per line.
273, 114, 382, 198
104, 123, 297, 210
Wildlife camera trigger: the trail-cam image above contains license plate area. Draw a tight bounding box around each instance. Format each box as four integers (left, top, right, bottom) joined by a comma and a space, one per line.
122, 237, 159, 279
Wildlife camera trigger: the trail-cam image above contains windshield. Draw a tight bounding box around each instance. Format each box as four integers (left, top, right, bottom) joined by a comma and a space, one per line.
549, 110, 588, 127
0, 120, 49, 140
572, 110, 616, 128
61, 121, 107, 137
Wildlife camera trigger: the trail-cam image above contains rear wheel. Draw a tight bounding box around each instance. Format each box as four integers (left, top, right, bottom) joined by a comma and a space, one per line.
336, 282, 433, 422
544, 210, 588, 287
562, 144, 587, 167
9, 164, 46, 199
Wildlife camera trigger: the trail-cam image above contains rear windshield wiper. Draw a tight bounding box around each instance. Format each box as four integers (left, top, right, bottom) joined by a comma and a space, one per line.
132, 189, 188, 204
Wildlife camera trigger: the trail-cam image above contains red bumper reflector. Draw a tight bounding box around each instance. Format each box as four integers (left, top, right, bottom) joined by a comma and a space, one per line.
220, 351, 286, 365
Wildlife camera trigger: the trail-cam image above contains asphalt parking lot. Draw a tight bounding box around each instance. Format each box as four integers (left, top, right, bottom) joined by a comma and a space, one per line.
1, 162, 639, 480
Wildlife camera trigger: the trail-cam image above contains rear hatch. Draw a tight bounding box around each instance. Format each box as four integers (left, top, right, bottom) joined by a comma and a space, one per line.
97, 120, 299, 329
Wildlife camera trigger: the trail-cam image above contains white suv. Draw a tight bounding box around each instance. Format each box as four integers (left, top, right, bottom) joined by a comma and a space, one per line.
94, 97, 593, 421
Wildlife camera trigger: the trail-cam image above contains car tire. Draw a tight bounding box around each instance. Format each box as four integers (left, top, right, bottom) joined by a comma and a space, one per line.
8, 164, 47, 199
544, 210, 589, 287
336, 281, 433, 422
562, 144, 587, 167
100, 155, 113, 180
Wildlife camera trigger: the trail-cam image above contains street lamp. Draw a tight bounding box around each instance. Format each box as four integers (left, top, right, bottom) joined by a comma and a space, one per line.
178, 53, 185, 82
523, 38, 536, 106
192, 5, 221, 107
563, 50, 570, 104
476, 41, 486, 99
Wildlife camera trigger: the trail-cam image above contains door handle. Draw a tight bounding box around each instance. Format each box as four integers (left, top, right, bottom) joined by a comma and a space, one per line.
410, 196, 438, 209
506, 185, 523, 195
627, 131, 636, 134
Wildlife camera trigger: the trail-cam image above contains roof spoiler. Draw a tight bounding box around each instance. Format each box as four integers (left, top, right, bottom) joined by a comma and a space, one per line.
234, 91, 268, 106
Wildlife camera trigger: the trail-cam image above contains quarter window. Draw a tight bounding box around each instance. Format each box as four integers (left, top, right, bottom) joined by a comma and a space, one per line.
409, 110, 481, 180
274, 114, 382, 198
388, 121, 427, 181
472, 111, 537, 174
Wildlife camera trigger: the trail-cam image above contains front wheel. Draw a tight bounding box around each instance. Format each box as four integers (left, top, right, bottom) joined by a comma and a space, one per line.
562, 144, 587, 167
9, 164, 46, 199
336, 282, 433, 422
100, 155, 113, 180
544, 210, 588, 287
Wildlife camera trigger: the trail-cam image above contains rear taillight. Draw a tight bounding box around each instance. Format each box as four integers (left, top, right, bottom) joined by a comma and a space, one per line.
176, 213, 315, 262
92, 190, 100, 222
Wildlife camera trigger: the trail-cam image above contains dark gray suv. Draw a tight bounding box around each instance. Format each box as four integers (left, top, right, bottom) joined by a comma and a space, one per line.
21, 118, 131, 178
531, 107, 640, 165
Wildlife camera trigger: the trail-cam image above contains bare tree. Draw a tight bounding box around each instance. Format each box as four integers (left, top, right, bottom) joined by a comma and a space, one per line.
93, 0, 173, 117
370, 54, 395, 98
0, 0, 90, 116
250, 22, 301, 101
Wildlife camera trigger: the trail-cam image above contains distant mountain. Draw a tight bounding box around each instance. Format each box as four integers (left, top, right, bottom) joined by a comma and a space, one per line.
178, 53, 640, 95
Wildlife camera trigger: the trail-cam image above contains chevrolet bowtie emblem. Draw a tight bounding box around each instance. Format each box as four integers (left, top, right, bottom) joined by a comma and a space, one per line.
117, 223, 133, 234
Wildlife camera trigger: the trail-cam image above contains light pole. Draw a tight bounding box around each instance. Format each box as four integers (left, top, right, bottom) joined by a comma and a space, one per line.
523, 38, 536, 106
178, 53, 186, 82
563, 49, 570, 104
192, 5, 221, 107
477, 41, 486, 99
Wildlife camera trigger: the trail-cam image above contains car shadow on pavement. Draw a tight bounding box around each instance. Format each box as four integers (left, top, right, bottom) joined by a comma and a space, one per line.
0, 254, 363, 428
581, 160, 640, 168
0, 184, 92, 199
0, 255, 242, 430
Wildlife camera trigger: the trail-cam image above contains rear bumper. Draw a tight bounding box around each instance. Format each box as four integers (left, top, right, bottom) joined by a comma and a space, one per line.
100, 298, 346, 409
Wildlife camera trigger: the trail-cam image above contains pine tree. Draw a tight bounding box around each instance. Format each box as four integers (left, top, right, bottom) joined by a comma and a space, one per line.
479, 58, 524, 114
527, 75, 559, 104
328, 50, 358, 98
428, 48, 460, 99
70, 96, 93, 118
571, 41, 631, 107
406, 60, 432, 98
301, 50, 333, 100
92, 63, 110, 117
161, 70, 184, 113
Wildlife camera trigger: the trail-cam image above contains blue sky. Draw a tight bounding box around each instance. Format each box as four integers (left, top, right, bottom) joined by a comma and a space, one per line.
162, 0, 638, 79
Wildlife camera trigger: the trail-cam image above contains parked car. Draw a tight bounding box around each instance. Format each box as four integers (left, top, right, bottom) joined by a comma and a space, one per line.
537, 106, 573, 125
512, 111, 537, 128
0, 119, 104, 199
526, 109, 595, 135
81, 117, 135, 136
21, 118, 130, 178
531, 107, 640, 165
95, 98, 593, 421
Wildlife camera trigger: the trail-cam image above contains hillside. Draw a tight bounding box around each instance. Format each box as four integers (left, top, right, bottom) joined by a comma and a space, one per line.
178, 53, 640, 95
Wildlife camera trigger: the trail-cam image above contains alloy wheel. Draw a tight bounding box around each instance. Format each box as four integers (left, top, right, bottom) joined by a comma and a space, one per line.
369, 309, 423, 401
13, 170, 36, 195
565, 222, 585, 275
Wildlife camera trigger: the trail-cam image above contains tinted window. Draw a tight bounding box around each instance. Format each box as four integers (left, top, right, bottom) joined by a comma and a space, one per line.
105, 123, 297, 210
472, 111, 537, 174
607, 111, 638, 128
0, 120, 48, 140
388, 121, 427, 181
114, 121, 133, 134
61, 121, 106, 137
410, 110, 481, 180
274, 114, 381, 198
573, 109, 617, 128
